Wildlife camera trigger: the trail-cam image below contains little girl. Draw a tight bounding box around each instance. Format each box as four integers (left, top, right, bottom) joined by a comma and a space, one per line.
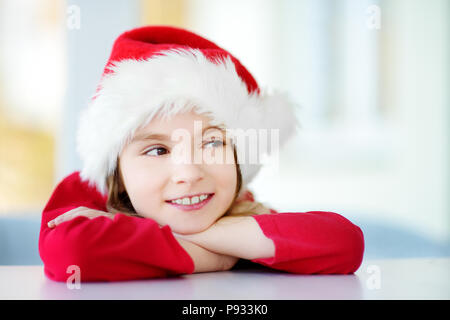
39, 26, 364, 282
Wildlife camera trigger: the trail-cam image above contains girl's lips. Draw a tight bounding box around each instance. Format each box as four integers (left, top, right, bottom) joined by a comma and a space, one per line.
166, 194, 214, 212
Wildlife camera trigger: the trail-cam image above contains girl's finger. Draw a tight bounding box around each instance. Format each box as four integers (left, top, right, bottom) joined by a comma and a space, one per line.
48, 208, 114, 228
47, 207, 89, 228
48, 215, 68, 228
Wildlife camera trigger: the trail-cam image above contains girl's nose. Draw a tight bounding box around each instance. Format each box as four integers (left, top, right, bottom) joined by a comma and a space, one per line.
170, 162, 205, 185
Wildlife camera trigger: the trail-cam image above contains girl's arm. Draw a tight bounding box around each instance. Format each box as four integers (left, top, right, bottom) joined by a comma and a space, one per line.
176, 211, 365, 274
175, 237, 239, 273
253, 211, 364, 274
39, 172, 235, 282
174, 216, 276, 260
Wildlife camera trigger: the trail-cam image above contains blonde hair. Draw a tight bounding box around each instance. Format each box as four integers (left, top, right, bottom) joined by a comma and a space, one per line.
106, 147, 272, 218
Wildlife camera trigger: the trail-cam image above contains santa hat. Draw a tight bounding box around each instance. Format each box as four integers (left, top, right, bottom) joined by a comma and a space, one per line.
77, 25, 299, 195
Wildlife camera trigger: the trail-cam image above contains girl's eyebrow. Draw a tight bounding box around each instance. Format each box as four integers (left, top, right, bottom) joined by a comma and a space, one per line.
203, 125, 226, 134
131, 133, 171, 143
131, 125, 226, 143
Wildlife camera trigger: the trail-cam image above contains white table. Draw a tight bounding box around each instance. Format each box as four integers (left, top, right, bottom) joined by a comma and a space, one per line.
0, 258, 449, 300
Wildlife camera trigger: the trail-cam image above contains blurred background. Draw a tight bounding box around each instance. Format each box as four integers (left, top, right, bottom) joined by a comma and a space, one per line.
0, 0, 449, 265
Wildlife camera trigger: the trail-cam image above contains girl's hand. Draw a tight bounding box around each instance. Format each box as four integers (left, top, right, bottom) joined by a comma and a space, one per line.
47, 206, 115, 228
220, 254, 240, 271
172, 234, 239, 272
173, 215, 275, 260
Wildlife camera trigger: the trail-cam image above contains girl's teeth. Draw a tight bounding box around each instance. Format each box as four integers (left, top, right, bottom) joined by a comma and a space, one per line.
171, 194, 210, 205
191, 196, 200, 204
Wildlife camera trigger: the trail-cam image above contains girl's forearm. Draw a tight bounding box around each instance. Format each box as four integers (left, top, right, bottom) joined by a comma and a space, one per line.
175, 216, 275, 260
174, 236, 238, 273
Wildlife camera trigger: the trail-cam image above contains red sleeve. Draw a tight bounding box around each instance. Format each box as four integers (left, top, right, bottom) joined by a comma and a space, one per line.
38, 172, 194, 282
250, 211, 365, 274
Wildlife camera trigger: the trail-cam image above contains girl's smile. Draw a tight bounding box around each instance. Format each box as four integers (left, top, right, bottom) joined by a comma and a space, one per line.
165, 193, 215, 211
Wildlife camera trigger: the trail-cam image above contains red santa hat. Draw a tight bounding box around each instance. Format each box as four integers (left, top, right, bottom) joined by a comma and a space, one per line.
77, 25, 299, 195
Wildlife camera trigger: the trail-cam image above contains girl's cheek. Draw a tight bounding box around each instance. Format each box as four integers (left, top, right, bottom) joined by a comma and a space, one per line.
208, 164, 237, 200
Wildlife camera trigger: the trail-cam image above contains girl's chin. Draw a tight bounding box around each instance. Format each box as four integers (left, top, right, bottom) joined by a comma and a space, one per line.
172, 226, 206, 235
171, 221, 214, 235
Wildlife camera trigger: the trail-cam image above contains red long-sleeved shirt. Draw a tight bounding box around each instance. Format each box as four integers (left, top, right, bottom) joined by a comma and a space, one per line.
39, 172, 364, 282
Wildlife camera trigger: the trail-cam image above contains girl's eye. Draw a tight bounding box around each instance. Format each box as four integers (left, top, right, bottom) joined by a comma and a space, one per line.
203, 138, 224, 148
144, 146, 169, 156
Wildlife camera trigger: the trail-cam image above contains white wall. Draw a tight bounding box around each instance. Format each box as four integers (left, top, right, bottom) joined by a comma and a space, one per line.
187, 0, 450, 243
56, 0, 140, 182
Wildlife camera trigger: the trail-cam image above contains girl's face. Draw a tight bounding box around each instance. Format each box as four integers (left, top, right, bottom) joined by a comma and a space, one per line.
119, 110, 238, 234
